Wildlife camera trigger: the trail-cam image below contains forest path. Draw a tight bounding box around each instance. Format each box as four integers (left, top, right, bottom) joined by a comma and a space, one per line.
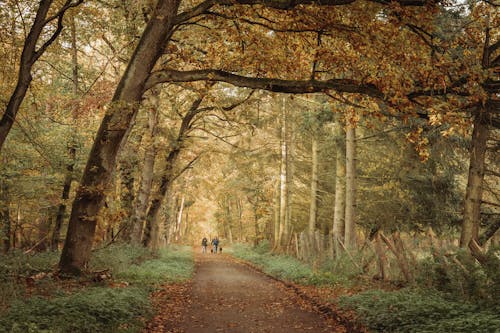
146, 251, 345, 332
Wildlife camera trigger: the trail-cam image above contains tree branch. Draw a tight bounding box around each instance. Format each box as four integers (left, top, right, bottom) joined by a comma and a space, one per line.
44, 0, 84, 24
34, 0, 84, 62
174, 0, 433, 25
478, 219, 500, 246
145, 69, 384, 98
172, 154, 203, 182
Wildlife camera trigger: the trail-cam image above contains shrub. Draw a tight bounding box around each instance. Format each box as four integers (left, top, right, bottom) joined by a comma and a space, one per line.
0, 250, 60, 312
0, 250, 59, 279
230, 243, 340, 286
117, 246, 193, 285
338, 289, 500, 333
0, 287, 151, 333
90, 243, 152, 275
415, 247, 500, 307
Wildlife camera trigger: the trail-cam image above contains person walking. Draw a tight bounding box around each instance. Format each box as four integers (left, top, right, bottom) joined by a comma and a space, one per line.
201, 237, 208, 253
211, 237, 219, 254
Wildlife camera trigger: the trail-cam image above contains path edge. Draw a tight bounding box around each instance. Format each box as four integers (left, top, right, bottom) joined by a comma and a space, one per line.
226, 253, 367, 333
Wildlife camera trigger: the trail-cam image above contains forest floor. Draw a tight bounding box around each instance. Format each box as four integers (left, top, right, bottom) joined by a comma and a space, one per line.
145, 252, 357, 333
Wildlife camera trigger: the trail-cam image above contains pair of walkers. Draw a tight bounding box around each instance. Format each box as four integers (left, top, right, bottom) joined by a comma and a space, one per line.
201, 237, 220, 254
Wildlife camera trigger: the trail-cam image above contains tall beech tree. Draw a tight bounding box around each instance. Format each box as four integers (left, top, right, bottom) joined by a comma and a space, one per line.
332, 113, 346, 255
59, 0, 182, 274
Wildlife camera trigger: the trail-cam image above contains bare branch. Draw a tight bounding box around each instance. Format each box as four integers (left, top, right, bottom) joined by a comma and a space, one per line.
205, 11, 357, 33
486, 168, 500, 178
172, 154, 203, 182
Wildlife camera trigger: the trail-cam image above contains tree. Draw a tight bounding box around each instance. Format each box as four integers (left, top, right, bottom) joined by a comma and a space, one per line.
344, 110, 357, 251
59, 0, 182, 274
0, 0, 83, 151
332, 113, 346, 256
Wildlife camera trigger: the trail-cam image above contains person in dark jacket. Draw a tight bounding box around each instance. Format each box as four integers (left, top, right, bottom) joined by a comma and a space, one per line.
211, 237, 219, 254
201, 237, 208, 253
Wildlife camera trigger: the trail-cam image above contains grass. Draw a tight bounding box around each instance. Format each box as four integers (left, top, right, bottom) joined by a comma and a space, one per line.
0, 244, 194, 333
338, 289, 500, 333
116, 246, 194, 286
0, 287, 151, 333
229, 243, 350, 286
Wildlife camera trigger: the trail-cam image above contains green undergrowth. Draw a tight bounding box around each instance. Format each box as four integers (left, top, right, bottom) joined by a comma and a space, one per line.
338, 289, 500, 333
0, 244, 193, 333
116, 245, 194, 285
0, 287, 150, 333
229, 242, 349, 286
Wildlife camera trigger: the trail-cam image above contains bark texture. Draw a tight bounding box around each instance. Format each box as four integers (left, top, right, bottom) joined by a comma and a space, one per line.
308, 137, 318, 254
344, 124, 356, 251
131, 91, 160, 243
59, 0, 181, 275
1, 180, 10, 253
332, 118, 346, 255
460, 107, 490, 248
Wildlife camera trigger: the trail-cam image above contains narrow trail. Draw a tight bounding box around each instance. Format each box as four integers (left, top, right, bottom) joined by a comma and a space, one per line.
147, 251, 346, 332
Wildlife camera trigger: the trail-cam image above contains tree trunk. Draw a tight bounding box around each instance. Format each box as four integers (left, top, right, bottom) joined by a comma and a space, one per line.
237, 199, 243, 241
380, 231, 413, 283
273, 178, 280, 248
129, 91, 160, 243
59, 0, 181, 275
118, 158, 136, 237
163, 191, 174, 244
285, 102, 295, 252
344, 123, 357, 251
460, 107, 489, 248
253, 206, 259, 246
277, 97, 288, 249
183, 206, 190, 239
308, 137, 318, 255
36, 211, 52, 252
1, 180, 10, 253
52, 148, 76, 251
373, 231, 387, 280
142, 150, 179, 247
175, 195, 185, 242
332, 117, 346, 256
225, 198, 233, 242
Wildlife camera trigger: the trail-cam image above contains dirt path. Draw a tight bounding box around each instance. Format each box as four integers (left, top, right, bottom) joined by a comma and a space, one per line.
173, 252, 342, 333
